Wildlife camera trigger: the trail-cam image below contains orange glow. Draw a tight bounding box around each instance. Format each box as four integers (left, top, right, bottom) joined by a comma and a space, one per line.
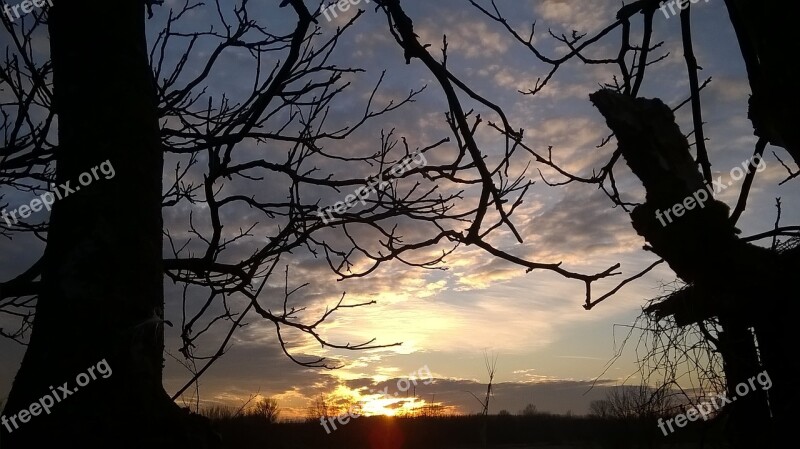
358, 394, 428, 417
368, 417, 405, 449
325, 384, 437, 417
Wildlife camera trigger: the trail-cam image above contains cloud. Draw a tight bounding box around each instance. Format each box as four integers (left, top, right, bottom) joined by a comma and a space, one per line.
416, 18, 511, 60
707, 77, 752, 104
519, 183, 642, 264
534, 0, 615, 34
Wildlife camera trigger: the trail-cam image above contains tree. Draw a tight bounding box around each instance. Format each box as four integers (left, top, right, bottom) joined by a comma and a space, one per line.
305, 393, 359, 421
417, 402, 447, 418
467, 351, 497, 416
247, 398, 280, 424
305, 394, 333, 421
457, 0, 799, 446
2, 0, 183, 446
588, 399, 612, 419
588, 385, 674, 448
589, 386, 674, 421
362, 0, 797, 446
520, 403, 538, 416
2, 2, 625, 446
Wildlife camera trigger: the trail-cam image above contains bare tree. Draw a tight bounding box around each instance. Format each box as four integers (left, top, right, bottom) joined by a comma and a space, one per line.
466, 351, 497, 446
591, 385, 675, 421
417, 402, 447, 418
305, 393, 358, 421
305, 395, 333, 421
519, 403, 538, 416
371, 0, 798, 446
247, 397, 280, 424
1, 1, 631, 444
467, 351, 497, 416
589, 399, 612, 419
589, 385, 676, 448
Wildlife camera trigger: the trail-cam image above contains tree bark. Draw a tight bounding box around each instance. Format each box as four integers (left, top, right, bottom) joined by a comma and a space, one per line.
1, 1, 210, 447
723, 0, 800, 167
590, 89, 797, 447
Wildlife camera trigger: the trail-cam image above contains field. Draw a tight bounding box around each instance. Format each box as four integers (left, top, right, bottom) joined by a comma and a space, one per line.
208, 414, 729, 449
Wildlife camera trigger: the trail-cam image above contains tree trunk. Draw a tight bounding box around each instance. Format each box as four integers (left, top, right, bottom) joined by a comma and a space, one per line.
590, 89, 798, 447
1, 1, 210, 446
716, 316, 772, 447
723, 0, 800, 166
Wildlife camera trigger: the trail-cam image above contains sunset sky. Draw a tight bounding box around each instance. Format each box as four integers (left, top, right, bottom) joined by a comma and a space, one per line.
2, 0, 799, 421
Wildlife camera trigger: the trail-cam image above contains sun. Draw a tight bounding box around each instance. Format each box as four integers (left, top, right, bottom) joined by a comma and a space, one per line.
360, 398, 401, 417
358, 394, 434, 417
320, 383, 438, 419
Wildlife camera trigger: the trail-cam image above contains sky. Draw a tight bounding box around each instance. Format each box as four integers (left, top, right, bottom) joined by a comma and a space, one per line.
2, 0, 799, 421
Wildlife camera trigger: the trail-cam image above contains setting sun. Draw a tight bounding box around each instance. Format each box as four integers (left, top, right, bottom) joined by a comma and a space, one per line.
359, 396, 428, 417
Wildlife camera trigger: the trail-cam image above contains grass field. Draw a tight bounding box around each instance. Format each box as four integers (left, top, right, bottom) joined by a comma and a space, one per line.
207, 413, 729, 449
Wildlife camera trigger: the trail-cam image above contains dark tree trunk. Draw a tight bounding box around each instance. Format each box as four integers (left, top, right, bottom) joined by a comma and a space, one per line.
723, 0, 800, 166
590, 89, 798, 448
716, 316, 772, 447
1, 1, 209, 447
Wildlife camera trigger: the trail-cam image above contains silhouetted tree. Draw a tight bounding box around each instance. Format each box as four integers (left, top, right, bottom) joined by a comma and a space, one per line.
456, 0, 798, 446
591, 386, 674, 421
520, 403, 538, 417
2, 0, 191, 446
1, 2, 626, 446
247, 398, 280, 424
588, 386, 674, 449
306, 394, 334, 421
369, 0, 799, 446
589, 399, 612, 419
